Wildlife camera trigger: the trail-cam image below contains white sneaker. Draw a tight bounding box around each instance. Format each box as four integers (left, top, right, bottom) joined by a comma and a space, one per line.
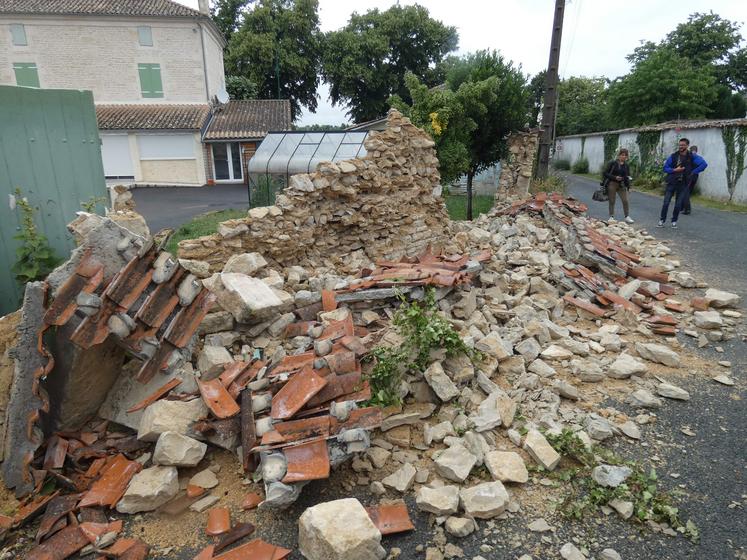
625, 216, 634, 224
608, 217, 616, 222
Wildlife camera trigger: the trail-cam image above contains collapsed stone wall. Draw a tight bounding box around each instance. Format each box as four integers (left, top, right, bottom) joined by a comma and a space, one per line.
178, 109, 451, 274
496, 130, 540, 200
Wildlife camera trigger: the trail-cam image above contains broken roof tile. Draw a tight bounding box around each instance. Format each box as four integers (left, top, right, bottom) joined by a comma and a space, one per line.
26, 525, 89, 560
126, 378, 182, 413
206, 507, 231, 536
42, 435, 68, 471
199, 379, 241, 419
270, 367, 328, 420
35, 493, 81, 543
282, 440, 330, 483
78, 454, 141, 509
242, 493, 263, 510
271, 352, 316, 375
214, 522, 256, 553
321, 290, 337, 312
365, 502, 415, 535
211, 538, 291, 560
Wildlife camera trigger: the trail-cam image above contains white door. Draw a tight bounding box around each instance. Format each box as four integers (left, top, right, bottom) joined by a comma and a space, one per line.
212, 142, 243, 182
101, 134, 134, 178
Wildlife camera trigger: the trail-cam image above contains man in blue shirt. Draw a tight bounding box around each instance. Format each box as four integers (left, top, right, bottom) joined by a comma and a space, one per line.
658, 137, 707, 228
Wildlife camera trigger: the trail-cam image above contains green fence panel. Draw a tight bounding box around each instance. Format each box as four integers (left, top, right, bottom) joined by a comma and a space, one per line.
0, 85, 107, 315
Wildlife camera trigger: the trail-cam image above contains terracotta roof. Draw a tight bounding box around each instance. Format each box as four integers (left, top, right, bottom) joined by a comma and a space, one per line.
0, 0, 202, 17
203, 99, 292, 140
557, 117, 747, 139
96, 104, 209, 130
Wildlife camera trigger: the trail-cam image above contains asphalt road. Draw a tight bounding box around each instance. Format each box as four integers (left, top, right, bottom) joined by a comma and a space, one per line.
126, 178, 746, 559
131, 184, 250, 233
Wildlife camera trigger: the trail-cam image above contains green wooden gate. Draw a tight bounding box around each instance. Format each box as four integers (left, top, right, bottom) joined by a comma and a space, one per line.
0, 85, 107, 315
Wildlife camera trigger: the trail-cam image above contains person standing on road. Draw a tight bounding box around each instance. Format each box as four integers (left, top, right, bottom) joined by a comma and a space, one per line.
681, 145, 706, 215
658, 137, 707, 228
602, 148, 634, 223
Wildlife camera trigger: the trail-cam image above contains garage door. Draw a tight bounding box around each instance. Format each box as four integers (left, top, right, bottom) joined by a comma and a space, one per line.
101, 134, 134, 178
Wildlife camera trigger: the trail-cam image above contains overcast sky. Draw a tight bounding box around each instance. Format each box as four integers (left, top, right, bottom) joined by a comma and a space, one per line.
180, 0, 747, 125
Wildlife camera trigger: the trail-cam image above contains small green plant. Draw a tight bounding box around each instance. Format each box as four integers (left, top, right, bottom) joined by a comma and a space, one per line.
365, 288, 478, 407
571, 156, 590, 174
530, 175, 567, 195
547, 428, 699, 542
552, 158, 571, 170
11, 188, 61, 285
80, 195, 108, 213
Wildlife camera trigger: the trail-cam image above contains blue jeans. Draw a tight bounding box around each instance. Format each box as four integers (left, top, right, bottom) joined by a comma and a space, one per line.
660, 182, 686, 222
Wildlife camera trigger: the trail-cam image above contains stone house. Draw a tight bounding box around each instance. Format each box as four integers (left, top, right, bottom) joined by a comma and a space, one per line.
0, 0, 291, 186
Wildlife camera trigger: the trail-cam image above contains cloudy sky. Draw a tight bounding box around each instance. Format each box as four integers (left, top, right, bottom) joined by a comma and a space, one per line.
180, 0, 747, 125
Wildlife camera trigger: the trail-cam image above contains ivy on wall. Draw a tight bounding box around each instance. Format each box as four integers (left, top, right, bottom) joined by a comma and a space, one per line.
722, 125, 747, 202
580, 136, 586, 155
636, 131, 661, 171
603, 133, 619, 164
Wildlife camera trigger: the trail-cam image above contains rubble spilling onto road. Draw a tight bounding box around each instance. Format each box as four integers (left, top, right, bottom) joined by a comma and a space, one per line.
0, 110, 742, 559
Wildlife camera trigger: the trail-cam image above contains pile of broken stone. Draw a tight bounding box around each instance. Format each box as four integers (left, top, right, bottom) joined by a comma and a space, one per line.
0, 191, 742, 560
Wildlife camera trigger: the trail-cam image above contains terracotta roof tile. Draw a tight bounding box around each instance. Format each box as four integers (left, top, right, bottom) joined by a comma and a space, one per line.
96, 104, 209, 131
203, 100, 292, 140
0, 0, 202, 17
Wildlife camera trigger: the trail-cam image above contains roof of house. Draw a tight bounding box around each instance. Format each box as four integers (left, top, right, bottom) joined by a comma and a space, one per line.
346, 116, 387, 132
203, 99, 292, 140
556, 117, 747, 139
96, 104, 210, 131
0, 0, 202, 18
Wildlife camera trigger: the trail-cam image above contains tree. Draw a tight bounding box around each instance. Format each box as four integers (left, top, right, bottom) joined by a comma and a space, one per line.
607, 49, 716, 126
393, 50, 529, 219
225, 0, 322, 121
321, 4, 458, 123
527, 71, 546, 128
225, 75, 258, 100
294, 123, 349, 131
556, 76, 610, 135
211, 0, 252, 42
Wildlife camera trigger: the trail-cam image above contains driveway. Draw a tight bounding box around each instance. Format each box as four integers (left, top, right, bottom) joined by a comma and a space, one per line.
131, 184, 249, 233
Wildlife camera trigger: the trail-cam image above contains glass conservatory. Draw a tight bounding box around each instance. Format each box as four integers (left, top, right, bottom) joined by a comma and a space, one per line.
246, 131, 369, 206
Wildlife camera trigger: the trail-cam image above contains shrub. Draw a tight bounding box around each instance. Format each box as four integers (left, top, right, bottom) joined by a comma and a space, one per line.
530, 175, 567, 195
571, 156, 589, 174
552, 158, 571, 170
11, 188, 61, 286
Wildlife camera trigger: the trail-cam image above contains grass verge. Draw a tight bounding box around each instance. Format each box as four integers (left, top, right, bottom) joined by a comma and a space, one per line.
165, 208, 247, 255
445, 194, 494, 220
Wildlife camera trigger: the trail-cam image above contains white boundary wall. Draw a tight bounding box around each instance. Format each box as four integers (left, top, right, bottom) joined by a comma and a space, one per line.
555, 125, 747, 203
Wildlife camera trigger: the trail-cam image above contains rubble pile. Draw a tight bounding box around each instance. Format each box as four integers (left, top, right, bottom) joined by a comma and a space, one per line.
177, 109, 451, 274
0, 107, 742, 559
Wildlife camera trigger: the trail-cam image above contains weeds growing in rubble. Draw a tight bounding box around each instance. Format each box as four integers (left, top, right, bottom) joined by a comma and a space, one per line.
545, 428, 700, 543
365, 288, 478, 406
11, 188, 61, 286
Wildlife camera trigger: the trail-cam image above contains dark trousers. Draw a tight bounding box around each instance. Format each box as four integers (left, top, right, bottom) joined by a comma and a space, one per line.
682, 175, 698, 213
660, 182, 687, 222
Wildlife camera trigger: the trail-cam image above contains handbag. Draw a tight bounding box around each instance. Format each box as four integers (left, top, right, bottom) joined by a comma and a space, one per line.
592, 187, 608, 202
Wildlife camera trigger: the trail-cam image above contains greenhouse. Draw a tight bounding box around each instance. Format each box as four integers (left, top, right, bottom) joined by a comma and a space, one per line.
246, 131, 369, 206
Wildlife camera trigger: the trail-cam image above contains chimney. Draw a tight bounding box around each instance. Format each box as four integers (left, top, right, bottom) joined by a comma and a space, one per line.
198, 0, 209, 16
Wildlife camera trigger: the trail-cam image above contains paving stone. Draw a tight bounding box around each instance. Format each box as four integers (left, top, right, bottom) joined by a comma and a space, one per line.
607, 353, 647, 379
592, 465, 632, 487
475, 332, 512, 361
434, 445, 477, 482
116, 466, 179, 514
693, 310, 723, 329
522, 429, 560, 470
382, 463, 416, 493
560, 543, 586, 560
484, 451, 528, 483
424, 361, 460, 402
540, 344, 573, 360
445, 516, 475, 537
197, 345, 233, 379
704, 288, 740, 308
137, 399, 208, 442
626, 389, 662, 409
416, 485, 460, 515
657, 382, 690, 401
635, 342, 680, 367
459, 481, 509, 519
153, 432, 207, 467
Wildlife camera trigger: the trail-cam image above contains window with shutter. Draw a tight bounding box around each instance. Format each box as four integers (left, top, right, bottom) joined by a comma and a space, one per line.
137, 26, 153, 46
138, 63, 163, 98
13, 62, 39, 88
10, 24, 27, 46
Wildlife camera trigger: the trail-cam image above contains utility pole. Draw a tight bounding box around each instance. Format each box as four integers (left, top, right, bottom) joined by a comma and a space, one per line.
536, 0, 565, 179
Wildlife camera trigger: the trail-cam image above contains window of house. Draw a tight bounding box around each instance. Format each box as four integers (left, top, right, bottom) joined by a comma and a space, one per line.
137, 26, 153, 46
13, 63, 39, 88
138, 63, 163, 98
10, 24, 27, 46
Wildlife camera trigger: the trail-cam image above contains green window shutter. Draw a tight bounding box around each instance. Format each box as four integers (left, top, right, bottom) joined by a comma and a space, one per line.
138, 63, 163, 98
13, 63, 39, 88
137, 26, 152, 46
10, 24, 28, 46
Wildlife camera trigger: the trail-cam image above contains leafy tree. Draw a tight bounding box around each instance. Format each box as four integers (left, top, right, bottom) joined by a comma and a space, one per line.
393, 50, 528, 219
322, 4, 458, 123
211, 0, 252, 42
225, 0, 322, 121
527, 71, 546, 128
225, 75, 258, 100
294, 123, 349, 131
608, 49, 716, 126
556, 76, 610, 135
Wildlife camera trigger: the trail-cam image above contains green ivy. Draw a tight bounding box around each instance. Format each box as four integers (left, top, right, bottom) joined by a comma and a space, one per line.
11, 188, 61, 286
636, 131, 661, 171
365, 288, 478, 407
722, 125, 747, 202
603, 133, 619, 164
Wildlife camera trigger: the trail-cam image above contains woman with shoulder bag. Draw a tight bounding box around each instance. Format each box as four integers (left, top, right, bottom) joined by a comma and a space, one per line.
603, 148, 634, 223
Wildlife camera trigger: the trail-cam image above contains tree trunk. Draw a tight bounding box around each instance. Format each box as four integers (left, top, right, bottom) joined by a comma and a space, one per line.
467, 170, 474, 221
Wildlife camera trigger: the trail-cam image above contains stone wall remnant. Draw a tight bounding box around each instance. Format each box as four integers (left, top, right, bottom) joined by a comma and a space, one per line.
496, 130, 540, 201
178, 109, 451, 274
